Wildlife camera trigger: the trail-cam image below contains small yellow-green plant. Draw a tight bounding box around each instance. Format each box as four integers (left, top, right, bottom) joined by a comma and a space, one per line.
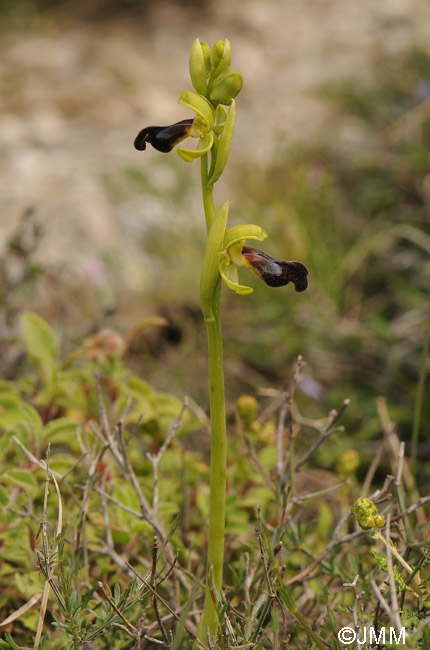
134, 38, 308, 638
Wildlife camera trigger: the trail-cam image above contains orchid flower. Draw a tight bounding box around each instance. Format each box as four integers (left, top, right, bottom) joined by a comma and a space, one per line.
219, 225, 309, 294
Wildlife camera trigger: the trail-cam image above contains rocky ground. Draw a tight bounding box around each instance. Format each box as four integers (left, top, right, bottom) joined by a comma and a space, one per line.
1, 0, 429, 288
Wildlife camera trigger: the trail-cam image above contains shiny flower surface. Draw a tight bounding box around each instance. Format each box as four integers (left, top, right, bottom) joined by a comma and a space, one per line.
241, 246, 309, 292
219, 226, 309, 295
134, 118, 194, 153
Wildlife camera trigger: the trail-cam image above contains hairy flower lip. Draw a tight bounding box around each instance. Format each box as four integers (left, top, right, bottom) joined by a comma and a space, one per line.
241, 246, 309, 292
134, 118, 194, 153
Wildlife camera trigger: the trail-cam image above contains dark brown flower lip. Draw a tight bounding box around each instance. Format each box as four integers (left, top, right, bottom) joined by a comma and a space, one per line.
134, 118, 194, 153
241, 246, 309, 292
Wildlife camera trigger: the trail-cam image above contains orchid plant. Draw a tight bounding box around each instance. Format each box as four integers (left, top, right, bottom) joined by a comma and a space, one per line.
134, 38, 309, 641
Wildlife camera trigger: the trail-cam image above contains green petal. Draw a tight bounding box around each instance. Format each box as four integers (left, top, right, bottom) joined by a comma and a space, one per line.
208, 99, 235, 185
176, 133, 214, 162
179, 91, 214, 129
223, 224, 268, 249
219, 256, 253, 295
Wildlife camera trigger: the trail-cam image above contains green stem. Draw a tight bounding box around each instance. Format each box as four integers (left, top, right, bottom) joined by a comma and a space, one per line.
201, 154, 216, 231
197, 154, 227, 639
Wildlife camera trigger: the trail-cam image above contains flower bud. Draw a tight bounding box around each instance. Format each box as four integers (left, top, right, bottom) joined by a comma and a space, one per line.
236, 394, 258, 427
336, 449, 360, 476
352, 497, 383, 531
134, 118, 194, 153
209, 70, 243, 105
360, 516, 376, 530
210, 39, 231, 75
189, 38, 210, 96
83, 329, 124, 362
374, 514, 385, 528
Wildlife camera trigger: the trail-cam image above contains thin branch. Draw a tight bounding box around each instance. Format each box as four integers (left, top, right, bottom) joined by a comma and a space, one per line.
116, 418, 165, 542
87, 545, 134, 577
360, 437, 386, 498
275, 391, 288, 487
99, 471, 114, 549
150, 538, 169, 643
34, 582, 50, 650
384, 513, 403, 632
146, 398, 188, 514
98, 581, 138, 637
242, 433, 276, 493
369, 578, 395, 625
77, 440, 110, 547
0, 593, 41, 628
34, 446, 65, 650
12, 436, 62, 479
94, 486, 142, 519
293, 479, 349, 503
125, 562, 208, 650
244, 552, 251, 610
295, 400, 349, 471
60, 451, 88, 481
342, 575, 362, 650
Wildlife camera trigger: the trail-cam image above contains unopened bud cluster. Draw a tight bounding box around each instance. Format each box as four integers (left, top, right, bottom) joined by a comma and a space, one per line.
352, 497, 385, 530
189, 38, 243, 106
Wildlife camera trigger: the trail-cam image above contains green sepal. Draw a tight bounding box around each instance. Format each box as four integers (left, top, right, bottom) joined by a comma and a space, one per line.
213, 104, 228, 135
179, 91, 214, 129
177, 133, 214, 162
201, 41, 212, 76
189, 39, 209, 96
223, 224, 268, 249
200, 201, 231, 320
209, 70, 243, 106
208, 100, 235, 185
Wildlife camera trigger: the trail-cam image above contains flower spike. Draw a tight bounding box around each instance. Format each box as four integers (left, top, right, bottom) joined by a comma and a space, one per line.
134, 118, 194, 153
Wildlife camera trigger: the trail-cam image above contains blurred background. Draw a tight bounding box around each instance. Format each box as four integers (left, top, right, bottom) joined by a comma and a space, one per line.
1, 0, 429, 479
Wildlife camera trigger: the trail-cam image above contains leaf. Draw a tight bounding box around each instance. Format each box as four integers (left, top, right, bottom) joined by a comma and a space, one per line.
125, 376, 154, 400
111, 527, 131, 546
0, 487, 9, 506
0, 380, 20, 398
42, 417, 80, 442
2, 634, 21, 650
0, 396, 42, 436
4, 470, 36, 490
21, 312, 59, 390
